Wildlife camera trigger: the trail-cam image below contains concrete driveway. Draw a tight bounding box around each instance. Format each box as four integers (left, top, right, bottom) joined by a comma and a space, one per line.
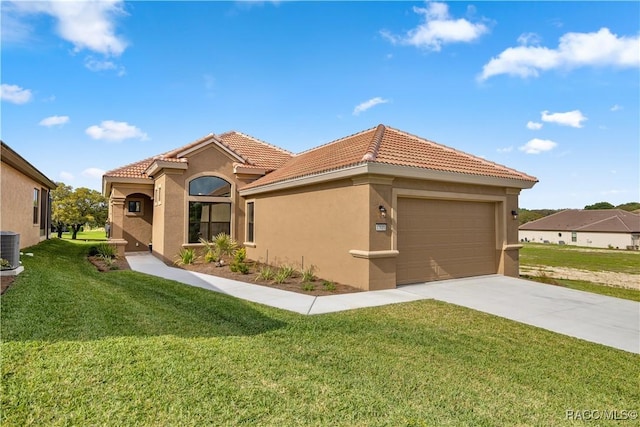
399, 275, 639, 354
126, 253, 638, 353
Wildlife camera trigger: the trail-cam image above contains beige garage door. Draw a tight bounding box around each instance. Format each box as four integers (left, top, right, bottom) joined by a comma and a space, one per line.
396, 198, 497, 285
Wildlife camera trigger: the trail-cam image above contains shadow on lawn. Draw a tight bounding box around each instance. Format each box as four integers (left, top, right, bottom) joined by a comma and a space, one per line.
1, 240, 288, 343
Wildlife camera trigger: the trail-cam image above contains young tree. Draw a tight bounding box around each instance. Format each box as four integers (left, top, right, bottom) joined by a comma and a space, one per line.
52, 185, 108, 239
50, 182, 73, 238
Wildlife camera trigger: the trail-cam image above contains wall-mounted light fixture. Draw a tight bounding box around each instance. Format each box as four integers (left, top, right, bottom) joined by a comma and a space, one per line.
511, 210, 518, 220
379, 205, 387, 218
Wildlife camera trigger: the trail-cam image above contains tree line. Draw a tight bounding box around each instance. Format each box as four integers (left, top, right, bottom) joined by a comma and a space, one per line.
518, 201, 640, 225
51, 183, 108, 239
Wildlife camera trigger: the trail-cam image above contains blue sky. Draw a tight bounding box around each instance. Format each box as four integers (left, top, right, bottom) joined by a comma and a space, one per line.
1, 1, 638, 209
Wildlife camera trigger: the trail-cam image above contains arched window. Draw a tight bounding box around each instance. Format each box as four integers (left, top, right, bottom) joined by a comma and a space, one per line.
188, 176, 232, 243
189, 176, 231, 197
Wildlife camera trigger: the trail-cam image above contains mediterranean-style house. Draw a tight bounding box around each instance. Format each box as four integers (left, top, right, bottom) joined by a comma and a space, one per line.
1, 141, 56, 251
103, 125, 538, 290
519, 209, 640, 250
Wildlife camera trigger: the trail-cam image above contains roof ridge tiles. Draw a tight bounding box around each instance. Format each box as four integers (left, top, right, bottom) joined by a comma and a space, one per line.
295, 125, 379, 156
577, 215, 630, 232
161, 133, 216, 159
220, 130, 295, 156
362, 124, 386, 161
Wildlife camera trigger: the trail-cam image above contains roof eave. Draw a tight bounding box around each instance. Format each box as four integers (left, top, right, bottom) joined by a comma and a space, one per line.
102, 175, 153, 197
144, 159, 188, 177
178, 135, 246, 163
240, 162, 538, 196
1, 141, 56, 189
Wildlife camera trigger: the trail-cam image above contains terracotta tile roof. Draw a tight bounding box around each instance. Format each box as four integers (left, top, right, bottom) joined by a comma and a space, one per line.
104, 131, 293, 178
520, 209, 640, 233
243, 124, 538, 189
218, 131, 293, 170
104, 156, 156, 179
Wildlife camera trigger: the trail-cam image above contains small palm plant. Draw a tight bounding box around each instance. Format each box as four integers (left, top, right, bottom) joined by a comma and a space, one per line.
199, 238, 220, 263
175, 248, 197, 265
212, 233, 238, 257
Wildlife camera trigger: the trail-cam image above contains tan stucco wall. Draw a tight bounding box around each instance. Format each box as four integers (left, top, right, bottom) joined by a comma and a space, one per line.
1, 163, 49, 249
153, 170, 186, 261
245, 179, 373, 290
245, 175, 524, 290
108, 183, 153, 256
115, 143, 258, 263
123, 194, 153, 252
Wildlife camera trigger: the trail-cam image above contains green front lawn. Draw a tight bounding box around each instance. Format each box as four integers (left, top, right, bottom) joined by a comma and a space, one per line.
520, 243, 640, 274
2, 240, 638, 426
59, 229, 107, 241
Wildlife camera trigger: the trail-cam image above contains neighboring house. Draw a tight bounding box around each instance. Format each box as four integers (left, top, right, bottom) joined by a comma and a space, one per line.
103, 125, 537, 290
1, 141, 56, 249
519, 209, 640, 250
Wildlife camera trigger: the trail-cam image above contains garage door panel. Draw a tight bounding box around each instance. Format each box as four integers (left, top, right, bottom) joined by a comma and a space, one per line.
397, 198, 496, 285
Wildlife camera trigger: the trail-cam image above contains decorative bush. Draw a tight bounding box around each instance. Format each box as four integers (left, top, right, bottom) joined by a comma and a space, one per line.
274, 265, 295, 284
301, 265, 316, 282
322, 281, 336, 291
175, 248, 197, 265
212, 233, 238, 257
229, 248, 249, 274
199, 238, 220, 263
96, 243, 117, 259
256, 265, 276, 281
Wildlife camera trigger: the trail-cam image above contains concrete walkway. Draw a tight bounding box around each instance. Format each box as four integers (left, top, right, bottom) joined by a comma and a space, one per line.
126, 253, 639, 354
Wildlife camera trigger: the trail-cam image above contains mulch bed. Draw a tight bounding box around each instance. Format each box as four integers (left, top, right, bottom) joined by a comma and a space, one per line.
179, 260, 362, 296
84, 255, 360, 297
88, 256, 132, 272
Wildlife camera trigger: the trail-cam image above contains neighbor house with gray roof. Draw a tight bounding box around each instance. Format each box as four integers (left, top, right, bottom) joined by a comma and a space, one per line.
103, 124, 537, 290
519, 209, 640, 250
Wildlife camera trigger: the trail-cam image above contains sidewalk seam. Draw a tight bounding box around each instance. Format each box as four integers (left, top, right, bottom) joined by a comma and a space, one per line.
306, 296, 318, 315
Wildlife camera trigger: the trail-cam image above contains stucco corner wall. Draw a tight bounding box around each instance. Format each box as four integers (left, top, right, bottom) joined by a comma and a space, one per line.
245, 180, 373, 290
1, 162, 49, 249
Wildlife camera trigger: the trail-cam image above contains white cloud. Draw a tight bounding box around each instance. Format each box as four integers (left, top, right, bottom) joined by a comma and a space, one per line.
353, 97, 389, 116
0, 4, 33, 44
59, 171, 74, 181
541, 110, 587, 128
381, 1, 488, 51
517, 32, 541, 46
479, 27, 640, 80
497, 146, 513, 153
519, 138, 558, 154
1, 83, 32, 104
610, 104, 623, 111
82, 168, 105, 179
85, 120, 148, 142
84, 57, 126, 76
9, 0, 128, 56
526, 121, 543, 130
39, 115, 70, 127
